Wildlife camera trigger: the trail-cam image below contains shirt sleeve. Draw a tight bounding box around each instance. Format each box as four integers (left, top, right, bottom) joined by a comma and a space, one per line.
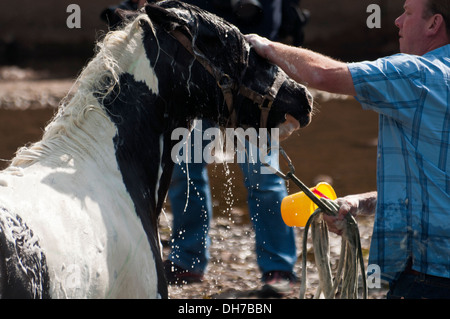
348, 54, 426, 123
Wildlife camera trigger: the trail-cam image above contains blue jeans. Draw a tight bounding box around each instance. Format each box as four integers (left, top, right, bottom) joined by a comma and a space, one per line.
387, 268, 450, 299
168, 121, 297, 275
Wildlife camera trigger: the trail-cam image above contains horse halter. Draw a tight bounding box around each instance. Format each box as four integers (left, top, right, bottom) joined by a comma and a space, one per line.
168, 29, 285, 128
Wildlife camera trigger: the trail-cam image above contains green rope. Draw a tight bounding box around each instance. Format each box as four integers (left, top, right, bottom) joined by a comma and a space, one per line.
299, 197, 368, 299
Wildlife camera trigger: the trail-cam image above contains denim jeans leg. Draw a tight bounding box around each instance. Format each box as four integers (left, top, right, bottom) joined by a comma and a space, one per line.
168, 155, 212, 275
238, 139, 297, 275
387, 271, 450, 299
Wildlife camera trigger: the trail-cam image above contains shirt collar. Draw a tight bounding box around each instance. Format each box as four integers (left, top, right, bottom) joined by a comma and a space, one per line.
424, 43, 450, 57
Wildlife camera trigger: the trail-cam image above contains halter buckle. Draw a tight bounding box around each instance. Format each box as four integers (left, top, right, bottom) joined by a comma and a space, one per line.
259, 96, 274, 111
217, 74, 234, 91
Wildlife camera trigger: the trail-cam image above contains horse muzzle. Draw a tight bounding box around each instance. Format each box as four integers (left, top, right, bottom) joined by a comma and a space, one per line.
298, 88, 314, 128
277, 89, 313, 141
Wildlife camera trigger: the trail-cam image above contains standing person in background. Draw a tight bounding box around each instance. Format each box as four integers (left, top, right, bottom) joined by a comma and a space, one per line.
165, 0, 309, 297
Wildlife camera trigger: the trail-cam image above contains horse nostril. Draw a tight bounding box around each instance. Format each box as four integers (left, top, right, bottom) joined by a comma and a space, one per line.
300, 113, 312, 128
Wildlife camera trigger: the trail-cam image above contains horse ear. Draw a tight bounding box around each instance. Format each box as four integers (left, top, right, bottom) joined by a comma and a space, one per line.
115, 9, 140, 23
101, 8, 139, 29
144, 3, 186, 31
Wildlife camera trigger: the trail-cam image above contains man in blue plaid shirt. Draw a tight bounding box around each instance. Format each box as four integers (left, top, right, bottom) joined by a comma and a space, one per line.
247, 0, 449, 298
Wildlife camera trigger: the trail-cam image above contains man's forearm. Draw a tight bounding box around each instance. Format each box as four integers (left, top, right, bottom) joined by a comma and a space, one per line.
246, 34, 356, 96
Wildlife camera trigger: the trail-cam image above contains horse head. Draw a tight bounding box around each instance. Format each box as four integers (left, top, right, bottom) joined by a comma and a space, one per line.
114, 0, 313, 136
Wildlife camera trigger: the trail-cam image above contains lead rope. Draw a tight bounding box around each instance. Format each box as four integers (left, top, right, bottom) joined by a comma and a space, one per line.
299, 197, 367, 299
262, 147, 367, 299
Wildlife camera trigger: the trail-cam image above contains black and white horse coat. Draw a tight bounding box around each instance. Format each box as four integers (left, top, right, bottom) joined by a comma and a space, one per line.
0, 1, 312, 298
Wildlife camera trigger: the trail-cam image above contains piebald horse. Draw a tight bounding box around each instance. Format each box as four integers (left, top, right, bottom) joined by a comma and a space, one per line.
0, 1, 312, 298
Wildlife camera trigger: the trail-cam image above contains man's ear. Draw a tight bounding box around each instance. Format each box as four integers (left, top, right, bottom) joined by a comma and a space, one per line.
427, 13, 445, 36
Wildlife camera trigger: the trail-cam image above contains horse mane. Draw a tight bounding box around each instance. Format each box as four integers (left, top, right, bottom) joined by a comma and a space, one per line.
8, 14, 151, 169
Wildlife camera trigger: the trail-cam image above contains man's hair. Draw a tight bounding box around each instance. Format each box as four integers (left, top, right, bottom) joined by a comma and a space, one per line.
425, 0, 450, 37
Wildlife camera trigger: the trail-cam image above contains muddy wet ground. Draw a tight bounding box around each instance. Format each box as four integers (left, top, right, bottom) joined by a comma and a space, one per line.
0, 66, 388, 299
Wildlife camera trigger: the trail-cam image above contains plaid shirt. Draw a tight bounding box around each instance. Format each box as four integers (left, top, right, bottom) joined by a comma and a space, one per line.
348, 44, 450, 281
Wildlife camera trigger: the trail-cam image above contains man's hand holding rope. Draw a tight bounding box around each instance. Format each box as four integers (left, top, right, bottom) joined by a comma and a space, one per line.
324, 192, 378, 235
